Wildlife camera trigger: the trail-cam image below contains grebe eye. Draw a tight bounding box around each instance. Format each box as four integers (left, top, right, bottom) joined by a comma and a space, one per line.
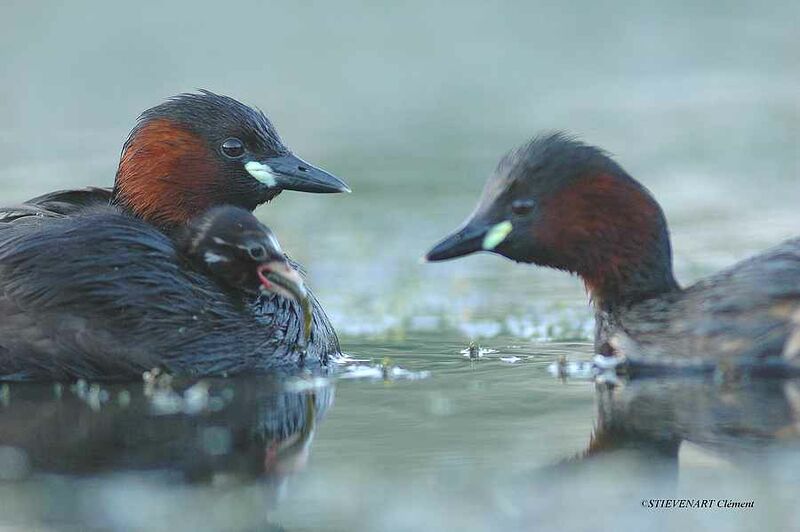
511, 199, 535, 216
248, 244, 266, 260
221, 138, 245, 158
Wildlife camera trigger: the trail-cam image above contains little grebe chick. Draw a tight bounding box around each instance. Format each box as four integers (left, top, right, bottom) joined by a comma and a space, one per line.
178, 206, 313, 342
426, 133, 800, 375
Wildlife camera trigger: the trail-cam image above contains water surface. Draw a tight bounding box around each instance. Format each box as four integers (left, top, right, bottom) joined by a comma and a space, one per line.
1, 339, 798, 530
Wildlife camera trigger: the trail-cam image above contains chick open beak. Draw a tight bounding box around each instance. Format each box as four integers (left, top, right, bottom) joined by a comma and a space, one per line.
257, 261, 313, 344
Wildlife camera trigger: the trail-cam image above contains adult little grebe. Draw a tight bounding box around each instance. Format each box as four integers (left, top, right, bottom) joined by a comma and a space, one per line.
0, 91, 350, 230
0, 205, 317, 380
426, 133, 800, 375
0, 91, 347, 380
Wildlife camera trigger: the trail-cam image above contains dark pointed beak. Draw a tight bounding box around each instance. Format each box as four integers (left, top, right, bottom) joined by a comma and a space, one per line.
425, 219, 513, 262
258, 153, 351, 194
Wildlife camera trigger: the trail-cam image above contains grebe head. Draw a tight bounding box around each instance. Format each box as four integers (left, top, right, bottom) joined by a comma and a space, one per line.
181, 205, 307, 307
426, 133, 678, 306
113, 91, 350, 230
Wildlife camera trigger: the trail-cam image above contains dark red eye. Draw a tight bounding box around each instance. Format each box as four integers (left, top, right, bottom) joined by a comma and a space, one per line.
511, 199, 535, 216
221, 138, 245, 158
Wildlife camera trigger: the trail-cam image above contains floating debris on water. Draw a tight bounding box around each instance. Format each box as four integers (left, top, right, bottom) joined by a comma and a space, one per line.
71, 379, 87, 397
142, 367, 173, 393
547, 355, 595, 380
592, 354, 624, 371
591, 355, 625, 385
555, 355, 568, 379
340, 363, 431, 381
182, 381, 212, 415
545, 354, 624, 382
380, 357, 393, 379
499, 356, 521, 364
332, 353, 371, 365
67, 379, 110, 411
505, 311, 593, 342
451, 310, 593, 342
467, 342, 479, 360
86, 384, 110, 411
148, 388, 183, 415
143, 372, 229, 416
339, 365, 378, 379
459, 343, 498, 359
142, 368, 217, 414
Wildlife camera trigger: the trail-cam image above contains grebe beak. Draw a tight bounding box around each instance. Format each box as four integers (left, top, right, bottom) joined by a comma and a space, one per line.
257, 261, 313, 343
425, 220, 512, 262
245, 153, 351, 194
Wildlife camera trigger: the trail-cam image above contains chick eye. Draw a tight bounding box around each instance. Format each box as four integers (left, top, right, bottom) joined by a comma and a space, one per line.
221, 138, 245, 158
511, 199, 535, 216
248, 244, 266, 260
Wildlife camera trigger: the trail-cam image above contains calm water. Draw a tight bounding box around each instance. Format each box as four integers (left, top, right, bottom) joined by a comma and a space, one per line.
1, 0, 799, 530
1, 345, 799, 530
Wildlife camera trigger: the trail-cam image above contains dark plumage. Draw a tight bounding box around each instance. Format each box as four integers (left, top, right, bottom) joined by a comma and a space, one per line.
0, 205, 337, 381
137, 91, 286, 153
426, 133, 800, 374
0, 91, 347, 381
177, 205, 296, 297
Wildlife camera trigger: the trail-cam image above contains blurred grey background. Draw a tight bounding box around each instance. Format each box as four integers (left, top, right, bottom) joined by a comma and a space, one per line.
1, 0, 798, 337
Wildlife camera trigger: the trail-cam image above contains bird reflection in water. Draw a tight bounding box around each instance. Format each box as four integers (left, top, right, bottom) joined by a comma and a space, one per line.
0, 374, 333, 491
538, 373, 800, 501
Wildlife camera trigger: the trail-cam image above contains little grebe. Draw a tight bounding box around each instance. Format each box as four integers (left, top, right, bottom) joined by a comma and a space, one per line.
0, 91, 350, 230
0, 91, 347, 380
177, 205, 314, 343
426, 133, 800, 375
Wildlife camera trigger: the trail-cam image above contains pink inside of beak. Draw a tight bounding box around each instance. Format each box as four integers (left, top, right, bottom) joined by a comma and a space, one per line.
256, 263, 273, 291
